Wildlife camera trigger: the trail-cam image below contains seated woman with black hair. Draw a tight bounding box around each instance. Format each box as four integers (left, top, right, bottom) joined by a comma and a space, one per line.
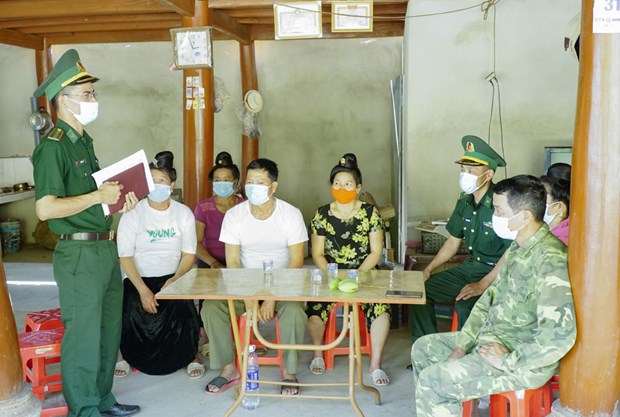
115, 151, 204, 379
540, 175, 570, 245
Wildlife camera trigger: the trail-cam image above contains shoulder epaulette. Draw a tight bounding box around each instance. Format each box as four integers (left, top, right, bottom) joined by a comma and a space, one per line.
483, 195, 493, 207
47, 128, 64, 142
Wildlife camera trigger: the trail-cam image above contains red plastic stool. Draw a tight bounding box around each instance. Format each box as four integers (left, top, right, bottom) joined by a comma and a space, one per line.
489, 382, 553, 417
18, 328, 64, 401
451, 310, 458, 332
550, 373, 559, 392
40, 405, 68, 417
24, 308, 63, 332
462, 400, 473, 417
235, 313, 284, 377
324, 303, 372, 370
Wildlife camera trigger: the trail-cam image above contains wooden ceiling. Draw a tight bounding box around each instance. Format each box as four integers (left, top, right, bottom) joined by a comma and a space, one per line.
0, 0, 407, 49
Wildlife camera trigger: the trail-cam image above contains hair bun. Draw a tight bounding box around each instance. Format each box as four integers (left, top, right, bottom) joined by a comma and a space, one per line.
215, 151, 234, 167
339, 153, 358, 169
153, 151, 174, 170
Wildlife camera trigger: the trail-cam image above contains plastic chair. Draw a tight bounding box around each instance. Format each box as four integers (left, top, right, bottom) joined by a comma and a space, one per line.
18, 328, 64, 400
489, 382, 553, 417
324, 303, 372, 370
236, 313, 284, 377
451, 309, 458, 332
550, 373, 559, 392
24, 308, 63, 332
462, 400, 473, 417
40, 405, 68, 417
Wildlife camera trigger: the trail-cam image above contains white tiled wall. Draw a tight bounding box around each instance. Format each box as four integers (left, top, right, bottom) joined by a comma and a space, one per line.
0, 157, 34, 188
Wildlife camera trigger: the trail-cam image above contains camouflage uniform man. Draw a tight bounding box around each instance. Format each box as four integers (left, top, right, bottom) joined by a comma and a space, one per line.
411, 175, 576, 417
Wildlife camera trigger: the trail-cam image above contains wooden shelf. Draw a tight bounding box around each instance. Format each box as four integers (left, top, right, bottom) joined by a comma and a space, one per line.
0, 190, 34, 205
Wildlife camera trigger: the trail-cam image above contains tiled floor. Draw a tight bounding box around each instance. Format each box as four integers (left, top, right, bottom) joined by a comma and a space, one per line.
4, 253, 490, 417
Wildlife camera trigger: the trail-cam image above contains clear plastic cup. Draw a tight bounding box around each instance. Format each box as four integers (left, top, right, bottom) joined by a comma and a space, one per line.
311, 269, 323, 284
327, 263, 338, 279
347, 269, 359, 283
263, 259, 273, 272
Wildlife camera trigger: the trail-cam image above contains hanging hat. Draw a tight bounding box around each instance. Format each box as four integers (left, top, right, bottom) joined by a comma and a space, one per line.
33, 49, 99, 99
454, 135, 506, 170
243, 90, 263, 113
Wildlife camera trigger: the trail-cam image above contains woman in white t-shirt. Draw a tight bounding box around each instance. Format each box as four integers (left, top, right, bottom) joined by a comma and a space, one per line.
114, 151, 204, 379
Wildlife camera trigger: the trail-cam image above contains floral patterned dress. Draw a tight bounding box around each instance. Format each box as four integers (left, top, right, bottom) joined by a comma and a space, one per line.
307, 202, 391, 329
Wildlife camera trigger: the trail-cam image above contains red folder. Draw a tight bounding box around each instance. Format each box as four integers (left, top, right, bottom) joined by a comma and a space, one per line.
104, 163, 150, 215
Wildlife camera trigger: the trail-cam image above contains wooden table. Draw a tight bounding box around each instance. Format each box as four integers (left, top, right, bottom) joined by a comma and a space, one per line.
156, 268, 425, 417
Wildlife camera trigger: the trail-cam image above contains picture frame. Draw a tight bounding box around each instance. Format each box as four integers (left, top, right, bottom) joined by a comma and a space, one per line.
332, 1, 373, 33
170, 26, 213, 69
274, 1, 322, 40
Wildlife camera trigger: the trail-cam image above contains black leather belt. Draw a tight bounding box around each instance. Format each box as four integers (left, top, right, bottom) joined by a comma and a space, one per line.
59, 231, 115, 241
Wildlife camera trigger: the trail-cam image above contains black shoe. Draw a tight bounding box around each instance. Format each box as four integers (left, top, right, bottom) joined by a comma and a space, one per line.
101, 403, 141, 417
406, 363, 413, 371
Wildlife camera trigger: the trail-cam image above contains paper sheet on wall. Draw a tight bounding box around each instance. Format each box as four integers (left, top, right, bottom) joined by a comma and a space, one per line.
92, 149, 154, 216
593, 0, 620, 33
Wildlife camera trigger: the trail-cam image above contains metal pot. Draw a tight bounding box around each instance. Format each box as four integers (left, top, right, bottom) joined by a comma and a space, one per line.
13, 183, 29, 192
29, 108, 52, 132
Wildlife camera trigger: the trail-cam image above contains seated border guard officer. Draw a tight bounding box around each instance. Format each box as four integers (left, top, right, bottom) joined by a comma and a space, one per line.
32, 49, 140, 417
408, 135, 512, 345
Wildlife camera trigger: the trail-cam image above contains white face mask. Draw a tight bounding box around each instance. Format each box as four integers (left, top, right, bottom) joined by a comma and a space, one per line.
245, 184, 270, 206
543, 203, 559, 225
459, 171, 487, 194
492, 211, 524, 240
67, 97, 99, 126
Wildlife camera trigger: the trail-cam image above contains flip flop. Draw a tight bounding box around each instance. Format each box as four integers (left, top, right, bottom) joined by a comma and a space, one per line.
204, 375, 240, 396
199, 343, 210, 358
187, 362, 206, 380
280, 378, 300, 395
114, 360, 130, 378
309, 357, 325, 375
369, 368, 390, 386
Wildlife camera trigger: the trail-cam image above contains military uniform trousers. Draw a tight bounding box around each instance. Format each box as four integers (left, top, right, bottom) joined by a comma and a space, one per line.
201, 300, 308, 374
54, 240, 122, 417
411, 332, 552, 417
409, 260, 493, 339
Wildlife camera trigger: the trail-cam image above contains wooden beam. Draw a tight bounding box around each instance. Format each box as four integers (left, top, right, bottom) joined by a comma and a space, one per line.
250, 21, 403, 41
0, 0, 169, 20
46, 29, 171, 45
209, 0, 408, 8
225, 3, 407, 17
0, 28, 42, 49
211, 9, 250, 44
20, 20, 181, 34
153, 0, 195, 17
0, 13, 180, 29
236, 15, 405, 25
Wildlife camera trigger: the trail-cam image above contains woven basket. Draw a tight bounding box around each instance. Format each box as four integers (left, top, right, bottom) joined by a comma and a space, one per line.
421, 232, 468, 254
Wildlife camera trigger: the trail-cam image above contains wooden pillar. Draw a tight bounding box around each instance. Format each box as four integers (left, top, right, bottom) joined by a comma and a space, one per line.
240, 42, 259, 174
35, 39, 55, 121
555, 1, 620, 416
0, 259, 40, 416
182, 0, 214, 211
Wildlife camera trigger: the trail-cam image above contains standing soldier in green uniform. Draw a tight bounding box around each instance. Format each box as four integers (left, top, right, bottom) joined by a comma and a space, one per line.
32, 49, 140, 417
409, 135, 512, 342
411, 175, 576, 417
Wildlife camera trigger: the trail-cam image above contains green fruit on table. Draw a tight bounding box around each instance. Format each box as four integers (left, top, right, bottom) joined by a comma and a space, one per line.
338, 278, 359, 293
329, 278, 341, 289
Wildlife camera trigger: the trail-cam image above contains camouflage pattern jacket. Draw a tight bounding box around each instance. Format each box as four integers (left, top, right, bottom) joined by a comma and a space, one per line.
456, 224, 576, 378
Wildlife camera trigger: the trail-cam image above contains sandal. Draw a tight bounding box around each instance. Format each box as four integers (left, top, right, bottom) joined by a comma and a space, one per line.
280, 378, 300, 395
199, 343, 209, 359
369, 368, 390, 386
114, 360, 130, 378
204, 375, 240, 396
309, 357, 325, 375
187, 361, 206, 379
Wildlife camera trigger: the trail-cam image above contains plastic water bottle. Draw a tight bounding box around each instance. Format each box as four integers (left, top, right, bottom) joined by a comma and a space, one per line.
242, 345, 260, 410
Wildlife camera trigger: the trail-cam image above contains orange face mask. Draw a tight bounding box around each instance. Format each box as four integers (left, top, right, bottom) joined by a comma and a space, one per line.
331, 187, 357, 204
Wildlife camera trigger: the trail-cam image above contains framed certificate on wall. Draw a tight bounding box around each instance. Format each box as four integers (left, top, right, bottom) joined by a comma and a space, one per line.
274, 1, 322, 40
332, 1, 373, 33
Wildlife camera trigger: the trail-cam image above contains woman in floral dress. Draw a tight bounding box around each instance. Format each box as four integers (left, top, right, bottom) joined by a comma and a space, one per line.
306, 153, 391, 386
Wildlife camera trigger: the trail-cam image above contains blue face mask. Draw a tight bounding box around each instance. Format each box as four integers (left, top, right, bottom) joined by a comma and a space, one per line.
148, 184, 172, 203
213, 181, 234, 198
245, 184, 270, 205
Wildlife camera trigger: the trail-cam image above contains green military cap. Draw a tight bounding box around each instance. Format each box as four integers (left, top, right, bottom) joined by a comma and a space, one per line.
33, 49, 99, 100
454, 135, 507, 170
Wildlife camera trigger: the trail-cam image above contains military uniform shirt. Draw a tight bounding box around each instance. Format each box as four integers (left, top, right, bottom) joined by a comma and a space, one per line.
445, 185, 510, 265
32, 119, 111, 234
456, 224, 576, 373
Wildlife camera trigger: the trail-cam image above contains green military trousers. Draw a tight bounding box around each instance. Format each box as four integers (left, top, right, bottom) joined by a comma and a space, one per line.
409, 259, 493, 339
54, 240, 122, 417
201, 300, 308, 375
411, 332, 553, 417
